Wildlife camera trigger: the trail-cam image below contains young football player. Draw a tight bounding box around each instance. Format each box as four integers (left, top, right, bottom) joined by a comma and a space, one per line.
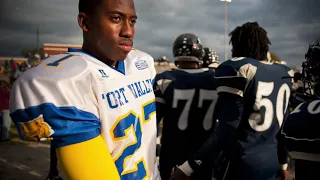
154, 33, 218, 180
282, 38, 320, 180
170, 22, 292, 180
9, 0, 160, 179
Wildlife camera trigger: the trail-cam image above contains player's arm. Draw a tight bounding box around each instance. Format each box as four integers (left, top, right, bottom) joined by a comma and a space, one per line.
56, 135, 119, 180
177, 64, 248, 175
153, 73, 171, 125
277, 116, 289, 170
277, 68, 294, 171
277, 121, 289, 169
178, 92, 244, 175
10, 76, 120, 180
276, 129, 289, 180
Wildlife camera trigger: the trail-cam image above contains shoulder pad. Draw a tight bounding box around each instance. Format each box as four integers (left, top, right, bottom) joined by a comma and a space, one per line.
216, 58, 258, 80
18, 53, 89, 83
127, 49, 156, 77
127, 48, 154, 62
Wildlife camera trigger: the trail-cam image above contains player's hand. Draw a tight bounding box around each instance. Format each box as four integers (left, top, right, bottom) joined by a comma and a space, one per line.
169, 166, 190, 180
276, 169, 289, 180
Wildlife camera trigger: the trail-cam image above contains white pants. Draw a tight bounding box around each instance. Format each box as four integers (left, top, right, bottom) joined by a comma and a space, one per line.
0, 109, 11, 140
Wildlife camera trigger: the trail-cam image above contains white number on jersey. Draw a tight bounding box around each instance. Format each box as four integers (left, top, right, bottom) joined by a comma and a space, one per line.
172, 89, 218, 131
291, 100, 320, 115
249, 82, 290, 132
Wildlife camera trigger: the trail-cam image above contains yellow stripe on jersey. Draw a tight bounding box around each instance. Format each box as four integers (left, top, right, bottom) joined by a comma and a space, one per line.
46, 54, 75, 68
142, 99, 156, 123
56, 135, 120, 180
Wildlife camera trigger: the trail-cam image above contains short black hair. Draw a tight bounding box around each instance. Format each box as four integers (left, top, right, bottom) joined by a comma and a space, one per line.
229, 22, 271, 60
78, 0, 102, 14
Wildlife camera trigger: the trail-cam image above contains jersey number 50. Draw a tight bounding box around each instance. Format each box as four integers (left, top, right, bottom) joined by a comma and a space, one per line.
249, 81, 291, 132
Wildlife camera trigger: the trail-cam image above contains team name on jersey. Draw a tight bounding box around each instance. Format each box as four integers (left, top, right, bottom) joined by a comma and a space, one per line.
102, 78, 154, 109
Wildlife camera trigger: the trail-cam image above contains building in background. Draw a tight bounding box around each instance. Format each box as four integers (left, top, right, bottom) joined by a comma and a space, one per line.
43, 43, 82, 57
154, 56, 176, 74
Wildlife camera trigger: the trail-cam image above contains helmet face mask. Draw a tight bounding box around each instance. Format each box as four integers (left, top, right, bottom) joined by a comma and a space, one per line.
172, 33, 204, 64
300, 39, 320, 97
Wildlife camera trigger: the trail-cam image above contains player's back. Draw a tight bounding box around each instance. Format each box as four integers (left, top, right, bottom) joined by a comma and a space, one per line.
156, 68, 218, 179
215, 57, 293, 179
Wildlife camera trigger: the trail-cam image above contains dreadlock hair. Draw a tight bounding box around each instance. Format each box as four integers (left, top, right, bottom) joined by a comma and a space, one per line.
229, 22, 271, 60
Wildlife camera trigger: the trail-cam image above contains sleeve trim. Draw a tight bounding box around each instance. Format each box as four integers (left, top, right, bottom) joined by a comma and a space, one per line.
217, 86, 243, 97
52, 129, 100, 148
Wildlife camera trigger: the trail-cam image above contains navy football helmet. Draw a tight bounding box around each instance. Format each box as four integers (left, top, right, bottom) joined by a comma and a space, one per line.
202, 47, 220, 68
172, 33, 204, 64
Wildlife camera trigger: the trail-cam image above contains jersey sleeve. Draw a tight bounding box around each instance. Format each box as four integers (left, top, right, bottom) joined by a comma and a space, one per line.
153, 73, 172, 123
187, 92, 244, 175
214, 59, 257, 97
9, 56, 100, 148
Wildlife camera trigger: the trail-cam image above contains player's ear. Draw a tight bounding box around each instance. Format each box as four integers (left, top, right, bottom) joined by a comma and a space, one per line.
78, 12, 89, 32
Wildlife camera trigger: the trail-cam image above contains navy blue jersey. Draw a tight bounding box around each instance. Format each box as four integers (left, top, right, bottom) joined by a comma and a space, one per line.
154, 68, 218, 180
217, 58, 292, 153
187, 57, 293, 180
282, 98, 320, 162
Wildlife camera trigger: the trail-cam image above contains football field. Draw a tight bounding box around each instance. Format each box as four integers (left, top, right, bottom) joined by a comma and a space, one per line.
0, 125, 54, 180
0, 121, 296, 179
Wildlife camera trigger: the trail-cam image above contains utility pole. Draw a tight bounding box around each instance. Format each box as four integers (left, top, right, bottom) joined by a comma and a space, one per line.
220, 0, 231, 60
36, 28, 40, 55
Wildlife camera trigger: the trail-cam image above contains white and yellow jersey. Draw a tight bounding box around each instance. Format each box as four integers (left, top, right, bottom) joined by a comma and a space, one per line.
9, 48, 160, 180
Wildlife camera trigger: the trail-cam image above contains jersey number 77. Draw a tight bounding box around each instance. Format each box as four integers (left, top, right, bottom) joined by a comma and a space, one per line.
172, 89, 218, 131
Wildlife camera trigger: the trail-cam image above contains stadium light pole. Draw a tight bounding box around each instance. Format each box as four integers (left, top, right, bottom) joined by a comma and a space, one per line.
220, 0, 231, 61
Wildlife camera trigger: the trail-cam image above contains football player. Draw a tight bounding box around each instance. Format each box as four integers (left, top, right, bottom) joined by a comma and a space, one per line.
282, 38, 320, 180
154, 33, 218, 180
170, 22, 292, 180
9, 0, 160, 179
201, 47, 220, 70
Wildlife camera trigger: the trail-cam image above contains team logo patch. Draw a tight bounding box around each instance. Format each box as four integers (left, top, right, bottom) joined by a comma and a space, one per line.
19, 114, 54, 141
135, 60, 149, 70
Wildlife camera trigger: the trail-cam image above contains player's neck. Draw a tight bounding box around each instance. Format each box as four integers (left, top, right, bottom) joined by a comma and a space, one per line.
82, 43, 117, 67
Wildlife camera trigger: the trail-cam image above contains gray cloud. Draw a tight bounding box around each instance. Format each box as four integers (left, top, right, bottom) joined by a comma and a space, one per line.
0, 0, 319, 67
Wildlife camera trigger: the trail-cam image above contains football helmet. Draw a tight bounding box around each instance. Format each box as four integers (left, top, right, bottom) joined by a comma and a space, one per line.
297, 38, 320, 96
172, 33, 204, 63
202, 47, 220, 68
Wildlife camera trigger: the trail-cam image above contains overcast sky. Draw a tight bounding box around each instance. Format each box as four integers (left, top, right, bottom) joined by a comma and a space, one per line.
0, 0, 319, 67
